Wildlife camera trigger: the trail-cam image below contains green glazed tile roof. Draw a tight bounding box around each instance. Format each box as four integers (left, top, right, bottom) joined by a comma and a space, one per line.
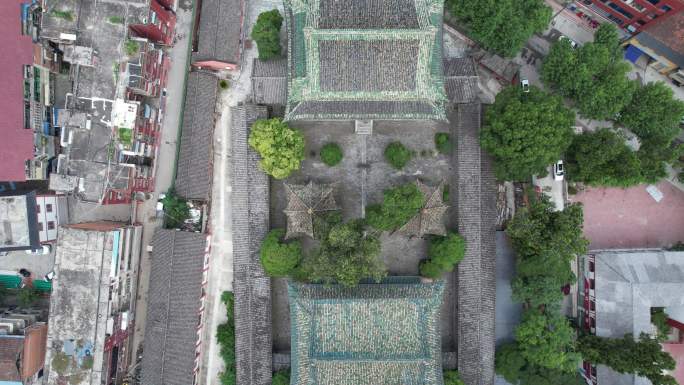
283, 0, 447, 121
288, 278, 445, 385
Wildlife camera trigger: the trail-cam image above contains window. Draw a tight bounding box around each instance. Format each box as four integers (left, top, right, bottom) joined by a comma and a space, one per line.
589, 261, 595, 272
661, 5, 672, 12
37, 222, 44, 231
36, 204, 40, 213
46, 204, 53, 212
590, 279, 595, 290
47, 221, 55, 230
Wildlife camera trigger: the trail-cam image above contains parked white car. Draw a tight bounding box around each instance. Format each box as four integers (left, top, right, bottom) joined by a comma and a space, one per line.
553, 160, 565, 181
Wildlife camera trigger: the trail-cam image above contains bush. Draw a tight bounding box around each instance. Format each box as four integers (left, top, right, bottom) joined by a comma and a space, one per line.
444, 370, 465, 385
249, 118, 305, 179
160, 190, 191, 229
366, 182, 425, 231
320, 143, 343, 166
435, 133, 452, 155
384, 142, 412, 169
651, 308, 671, 340
299, 220, 386, 287
420, 232, 466, 279
219, 79, 229, 90
259, 229, 302, 277
442, 184, 450, 203
17, 288, 39, 308
272, 370, 290, 385
217, 291, 235, 385
251, 10, 283, 60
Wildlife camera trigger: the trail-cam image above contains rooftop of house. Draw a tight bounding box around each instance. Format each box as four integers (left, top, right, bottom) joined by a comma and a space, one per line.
0, 0, 38, 181
635, 9, 684, 68
44, 224, 126, 385
288, 278, 445, 385
193, 0, 243, 65
140, 230, 207, 385
0, 191, 40, 252
174, 71, 218, 201
593, 249, 684, 385
283, 0, 448, 121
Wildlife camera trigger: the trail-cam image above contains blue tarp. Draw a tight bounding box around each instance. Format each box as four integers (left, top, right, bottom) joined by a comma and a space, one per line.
624, 45, 644, 64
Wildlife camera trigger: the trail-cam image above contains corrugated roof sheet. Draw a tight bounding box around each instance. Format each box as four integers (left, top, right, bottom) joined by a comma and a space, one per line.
175, 71, 218, 201
140, 229, 207, 385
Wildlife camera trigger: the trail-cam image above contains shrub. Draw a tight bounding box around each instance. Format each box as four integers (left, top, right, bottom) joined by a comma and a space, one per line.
125, 40, 138, 56
442, 184, 450, 202
384, 142, 412, 169
160, 190, 191, 229
108, 16, 124, 24
217, 291, 236, 385
249, 118, 305, 179
366, 182, 425, 231
420, 232, 466, 279
444, 370, 465, 385
320, 143, 343, 166
219, 79, 229, 90
435, 133, 452, 154
259, 229, 302, 277
651, 308, 671, 340
17, 288, 39, 308
299, 220, 386, 287
251, 10, 283, 60
272, 370, 290, 385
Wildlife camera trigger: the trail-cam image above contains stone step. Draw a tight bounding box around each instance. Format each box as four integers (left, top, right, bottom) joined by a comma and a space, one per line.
354, 119, 373, 135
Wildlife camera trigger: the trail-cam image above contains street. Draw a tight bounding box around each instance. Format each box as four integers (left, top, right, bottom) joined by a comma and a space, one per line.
129, 1, 195, 366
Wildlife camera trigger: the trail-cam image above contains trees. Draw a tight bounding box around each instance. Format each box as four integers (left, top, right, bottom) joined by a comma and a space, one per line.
259, 229, 302, 277
420, 232, 466, 279
249, 118, 305, 179
515, 310, 581, 372
272, 370, 290, 385
443, 370, 465, 385
251, 10, 283, 60
384, 142, 413, 169
542, 24, 636, 120
578, 333, 677, 385
446, 0, 551, 57
496, 343, 585, 385
217, 291, 236, 385
320, 143, 343, 166
481, 86, 575, 181
17, 288, 39, 308
160, 190, 190, 229
299, 220, 386, 287
619, 82, 684, 143
435, 133, 452, 155
366, 182, 425, 231
565, 129, 643, 187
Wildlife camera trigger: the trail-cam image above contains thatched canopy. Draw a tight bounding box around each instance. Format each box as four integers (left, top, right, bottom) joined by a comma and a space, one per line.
397, 180, 448, 237
284, 181, 339, 239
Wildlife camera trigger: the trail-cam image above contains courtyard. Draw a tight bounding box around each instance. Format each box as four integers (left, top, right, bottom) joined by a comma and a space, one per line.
269, 119, 460, 355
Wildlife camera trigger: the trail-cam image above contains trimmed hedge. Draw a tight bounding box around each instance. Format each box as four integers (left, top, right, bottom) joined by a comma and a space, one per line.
320, 143, 343, 166
435, 133, 452, 154
420, 232, 466, 279
366, 182, 424, 231
259, 229, 302, 277
384, 141, 412, 169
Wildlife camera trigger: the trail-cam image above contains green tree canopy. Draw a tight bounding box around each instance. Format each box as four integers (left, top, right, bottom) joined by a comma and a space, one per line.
299, 220, 386, 287
249, 118, 305, 179
481, 86, 575, 181
366, 182, 425, 231
259, 229, 302, 277
446, 0, 551, 57
542, 24, 636, 120
217, 291, 236, 385
443, 370, 465, 385
251, 10, 283, 60
565, 128, 643, 187
515, 310, 580, 372
420, 232, 466, 279
578, 333, 677, 385
619, 81, 684, 143
506, 198, 588, 306
160, 189, 190, 229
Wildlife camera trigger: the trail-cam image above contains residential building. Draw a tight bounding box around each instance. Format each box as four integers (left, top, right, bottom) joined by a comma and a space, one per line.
623, 9, 684, 85
0, 322, 48, 385
0, 191, 40, 253
140, 229, 209, 385
281, 0, 448, 121
586, 0, 684, 33
579, 250, 684, 385
0, 1, 40, 182
288, 279, 445, 384
129, 0, 177, 46
35, 194, 67, 243
192, 0, 244, 71
174, 71, 218, 201
44, 222, 143, 385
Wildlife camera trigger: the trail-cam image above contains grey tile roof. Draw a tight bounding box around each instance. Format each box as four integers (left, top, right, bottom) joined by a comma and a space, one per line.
140, 229, 207, 385
230, 104, 273, 385
318, 0, 419, 29
175, 71, 218, 201
319, 40, 419, 92
194, 0, 242, 64
251, 58, 287, 105
591, 250, 684, 385
288, 100, 439, 120
450, 103, 496, 385
444, 58, 479, 104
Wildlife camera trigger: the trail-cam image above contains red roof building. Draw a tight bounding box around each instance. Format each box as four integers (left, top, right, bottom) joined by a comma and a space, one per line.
587, 0, 684, 34
129, 0, 176, 46
0, 1, 36, 182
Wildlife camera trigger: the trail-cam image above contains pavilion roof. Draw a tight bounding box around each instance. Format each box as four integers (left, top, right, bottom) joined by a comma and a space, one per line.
284, 181, 339, 239
397, 180, 448, 237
